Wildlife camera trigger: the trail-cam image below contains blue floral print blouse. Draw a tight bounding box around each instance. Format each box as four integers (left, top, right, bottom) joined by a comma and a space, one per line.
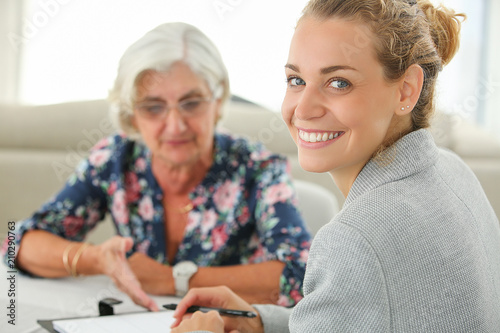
4, 132, 311, 306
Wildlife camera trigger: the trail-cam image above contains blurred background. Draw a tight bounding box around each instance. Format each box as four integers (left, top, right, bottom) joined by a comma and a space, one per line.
0, 0, 499, 139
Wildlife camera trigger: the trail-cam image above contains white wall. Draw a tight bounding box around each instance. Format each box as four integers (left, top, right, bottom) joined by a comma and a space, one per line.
484, 0, 500, 140
0, 1, 24, 104
17, 0, 308, 111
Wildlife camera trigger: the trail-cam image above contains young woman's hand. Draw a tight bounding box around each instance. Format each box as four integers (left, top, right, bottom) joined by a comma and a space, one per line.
170, 310, 224, 333
171, 286, 264, 333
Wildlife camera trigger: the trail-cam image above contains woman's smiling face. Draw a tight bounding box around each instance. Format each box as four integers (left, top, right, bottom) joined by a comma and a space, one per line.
282, 16, 404, 188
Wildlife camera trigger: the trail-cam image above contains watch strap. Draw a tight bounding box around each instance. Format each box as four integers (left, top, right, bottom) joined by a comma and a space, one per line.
173, 261, 198, 297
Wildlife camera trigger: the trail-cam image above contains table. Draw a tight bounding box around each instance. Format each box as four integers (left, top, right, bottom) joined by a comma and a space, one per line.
0, 263, 180, 333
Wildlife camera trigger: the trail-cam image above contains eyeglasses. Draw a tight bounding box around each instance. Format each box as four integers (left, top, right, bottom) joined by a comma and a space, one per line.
134, 97, 213, 120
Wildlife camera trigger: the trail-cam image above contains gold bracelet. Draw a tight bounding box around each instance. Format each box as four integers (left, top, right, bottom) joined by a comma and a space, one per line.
62, 242, 77, 275
71, 243, 90, 277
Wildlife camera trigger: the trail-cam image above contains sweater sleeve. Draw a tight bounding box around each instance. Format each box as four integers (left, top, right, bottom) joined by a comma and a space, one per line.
180, 305, 291, 333
289, 222, 391, 332
254, 304, 292, 333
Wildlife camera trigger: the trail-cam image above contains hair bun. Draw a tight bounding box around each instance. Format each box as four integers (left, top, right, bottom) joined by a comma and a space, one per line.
418, 1, 466, 66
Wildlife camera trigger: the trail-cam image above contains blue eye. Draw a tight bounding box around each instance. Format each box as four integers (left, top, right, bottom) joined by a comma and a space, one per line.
330, 79, 350, 89
287, 77, 305, 86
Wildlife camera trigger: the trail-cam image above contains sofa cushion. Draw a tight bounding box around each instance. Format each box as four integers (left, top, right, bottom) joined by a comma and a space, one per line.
220, 101, 297, 155
451, 119, 500, 158
0, 100, 113, 151
430, 111, 500, 158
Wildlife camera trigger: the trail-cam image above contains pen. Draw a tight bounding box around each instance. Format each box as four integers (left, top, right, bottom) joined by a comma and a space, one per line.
163, 303, 257, 318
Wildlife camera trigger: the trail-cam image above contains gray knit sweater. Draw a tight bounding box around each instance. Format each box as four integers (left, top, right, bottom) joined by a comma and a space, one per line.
191, 129, 500, 332
258, 129, 500, 332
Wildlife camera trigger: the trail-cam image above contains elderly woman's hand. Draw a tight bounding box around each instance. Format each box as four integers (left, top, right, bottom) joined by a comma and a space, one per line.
127, 252, 176, 295
95, 236, 158, 311
171, 286, 264, 333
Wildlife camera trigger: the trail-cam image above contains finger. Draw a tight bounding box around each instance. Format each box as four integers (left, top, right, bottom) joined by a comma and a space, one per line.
109, 256, 157, 311
118, 275, 158, 311
171, 311, 224, 333
137, 293, 159, 312
173, 288, 222, 318
103, 236, 131, 255
122, 274, 157, 310
170, 313, 193, 328
121, 237, 134, 253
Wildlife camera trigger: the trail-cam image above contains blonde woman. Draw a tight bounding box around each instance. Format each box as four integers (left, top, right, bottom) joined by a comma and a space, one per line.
171, 0, 500, 331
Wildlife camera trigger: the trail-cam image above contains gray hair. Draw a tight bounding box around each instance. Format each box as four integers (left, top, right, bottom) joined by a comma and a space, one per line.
108, 22, 230, 139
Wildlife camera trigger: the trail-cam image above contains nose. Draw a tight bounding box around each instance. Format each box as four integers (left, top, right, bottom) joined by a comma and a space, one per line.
294, 86, 327, 121
163, 108, 187, 134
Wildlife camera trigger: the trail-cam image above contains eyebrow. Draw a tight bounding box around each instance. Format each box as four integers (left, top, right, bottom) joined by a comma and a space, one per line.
284, 64, 357, 74
137, 89, 205, 103
179, 89, 205, 99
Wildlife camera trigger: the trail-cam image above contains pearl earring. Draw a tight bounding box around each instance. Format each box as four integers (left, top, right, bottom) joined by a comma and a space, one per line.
401, 107, 405, 111
407, 105, 410, 109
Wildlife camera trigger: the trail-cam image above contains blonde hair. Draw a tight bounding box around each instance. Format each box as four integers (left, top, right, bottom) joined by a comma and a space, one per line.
108, 22, 230, 139
301, 0, 465, 134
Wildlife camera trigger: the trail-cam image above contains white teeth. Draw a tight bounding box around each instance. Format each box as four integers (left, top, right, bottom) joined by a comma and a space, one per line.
299, 130, 341, 143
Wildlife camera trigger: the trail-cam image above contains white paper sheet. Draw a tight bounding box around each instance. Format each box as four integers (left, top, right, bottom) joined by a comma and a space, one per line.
53, 311, 175, 333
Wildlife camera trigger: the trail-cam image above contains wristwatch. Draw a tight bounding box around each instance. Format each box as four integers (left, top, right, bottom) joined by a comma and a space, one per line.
173, 261, 198, 297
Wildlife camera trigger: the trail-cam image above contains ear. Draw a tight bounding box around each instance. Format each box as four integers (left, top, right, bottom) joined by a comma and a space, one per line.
214, 98, 223, 124
396, 64, 424, 116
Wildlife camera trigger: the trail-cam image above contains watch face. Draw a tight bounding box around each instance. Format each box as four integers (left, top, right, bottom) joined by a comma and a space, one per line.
175, 261, 198, 276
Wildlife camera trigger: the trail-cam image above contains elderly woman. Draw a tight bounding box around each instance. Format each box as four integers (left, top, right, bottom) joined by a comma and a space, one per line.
3, 22, 310, 311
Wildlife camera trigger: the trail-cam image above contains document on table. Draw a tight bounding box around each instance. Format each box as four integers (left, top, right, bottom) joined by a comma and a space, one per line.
52, 311, 175, 333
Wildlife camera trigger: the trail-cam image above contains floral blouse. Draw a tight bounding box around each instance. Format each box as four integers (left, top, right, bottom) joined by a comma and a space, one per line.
4, 132, 311, 306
